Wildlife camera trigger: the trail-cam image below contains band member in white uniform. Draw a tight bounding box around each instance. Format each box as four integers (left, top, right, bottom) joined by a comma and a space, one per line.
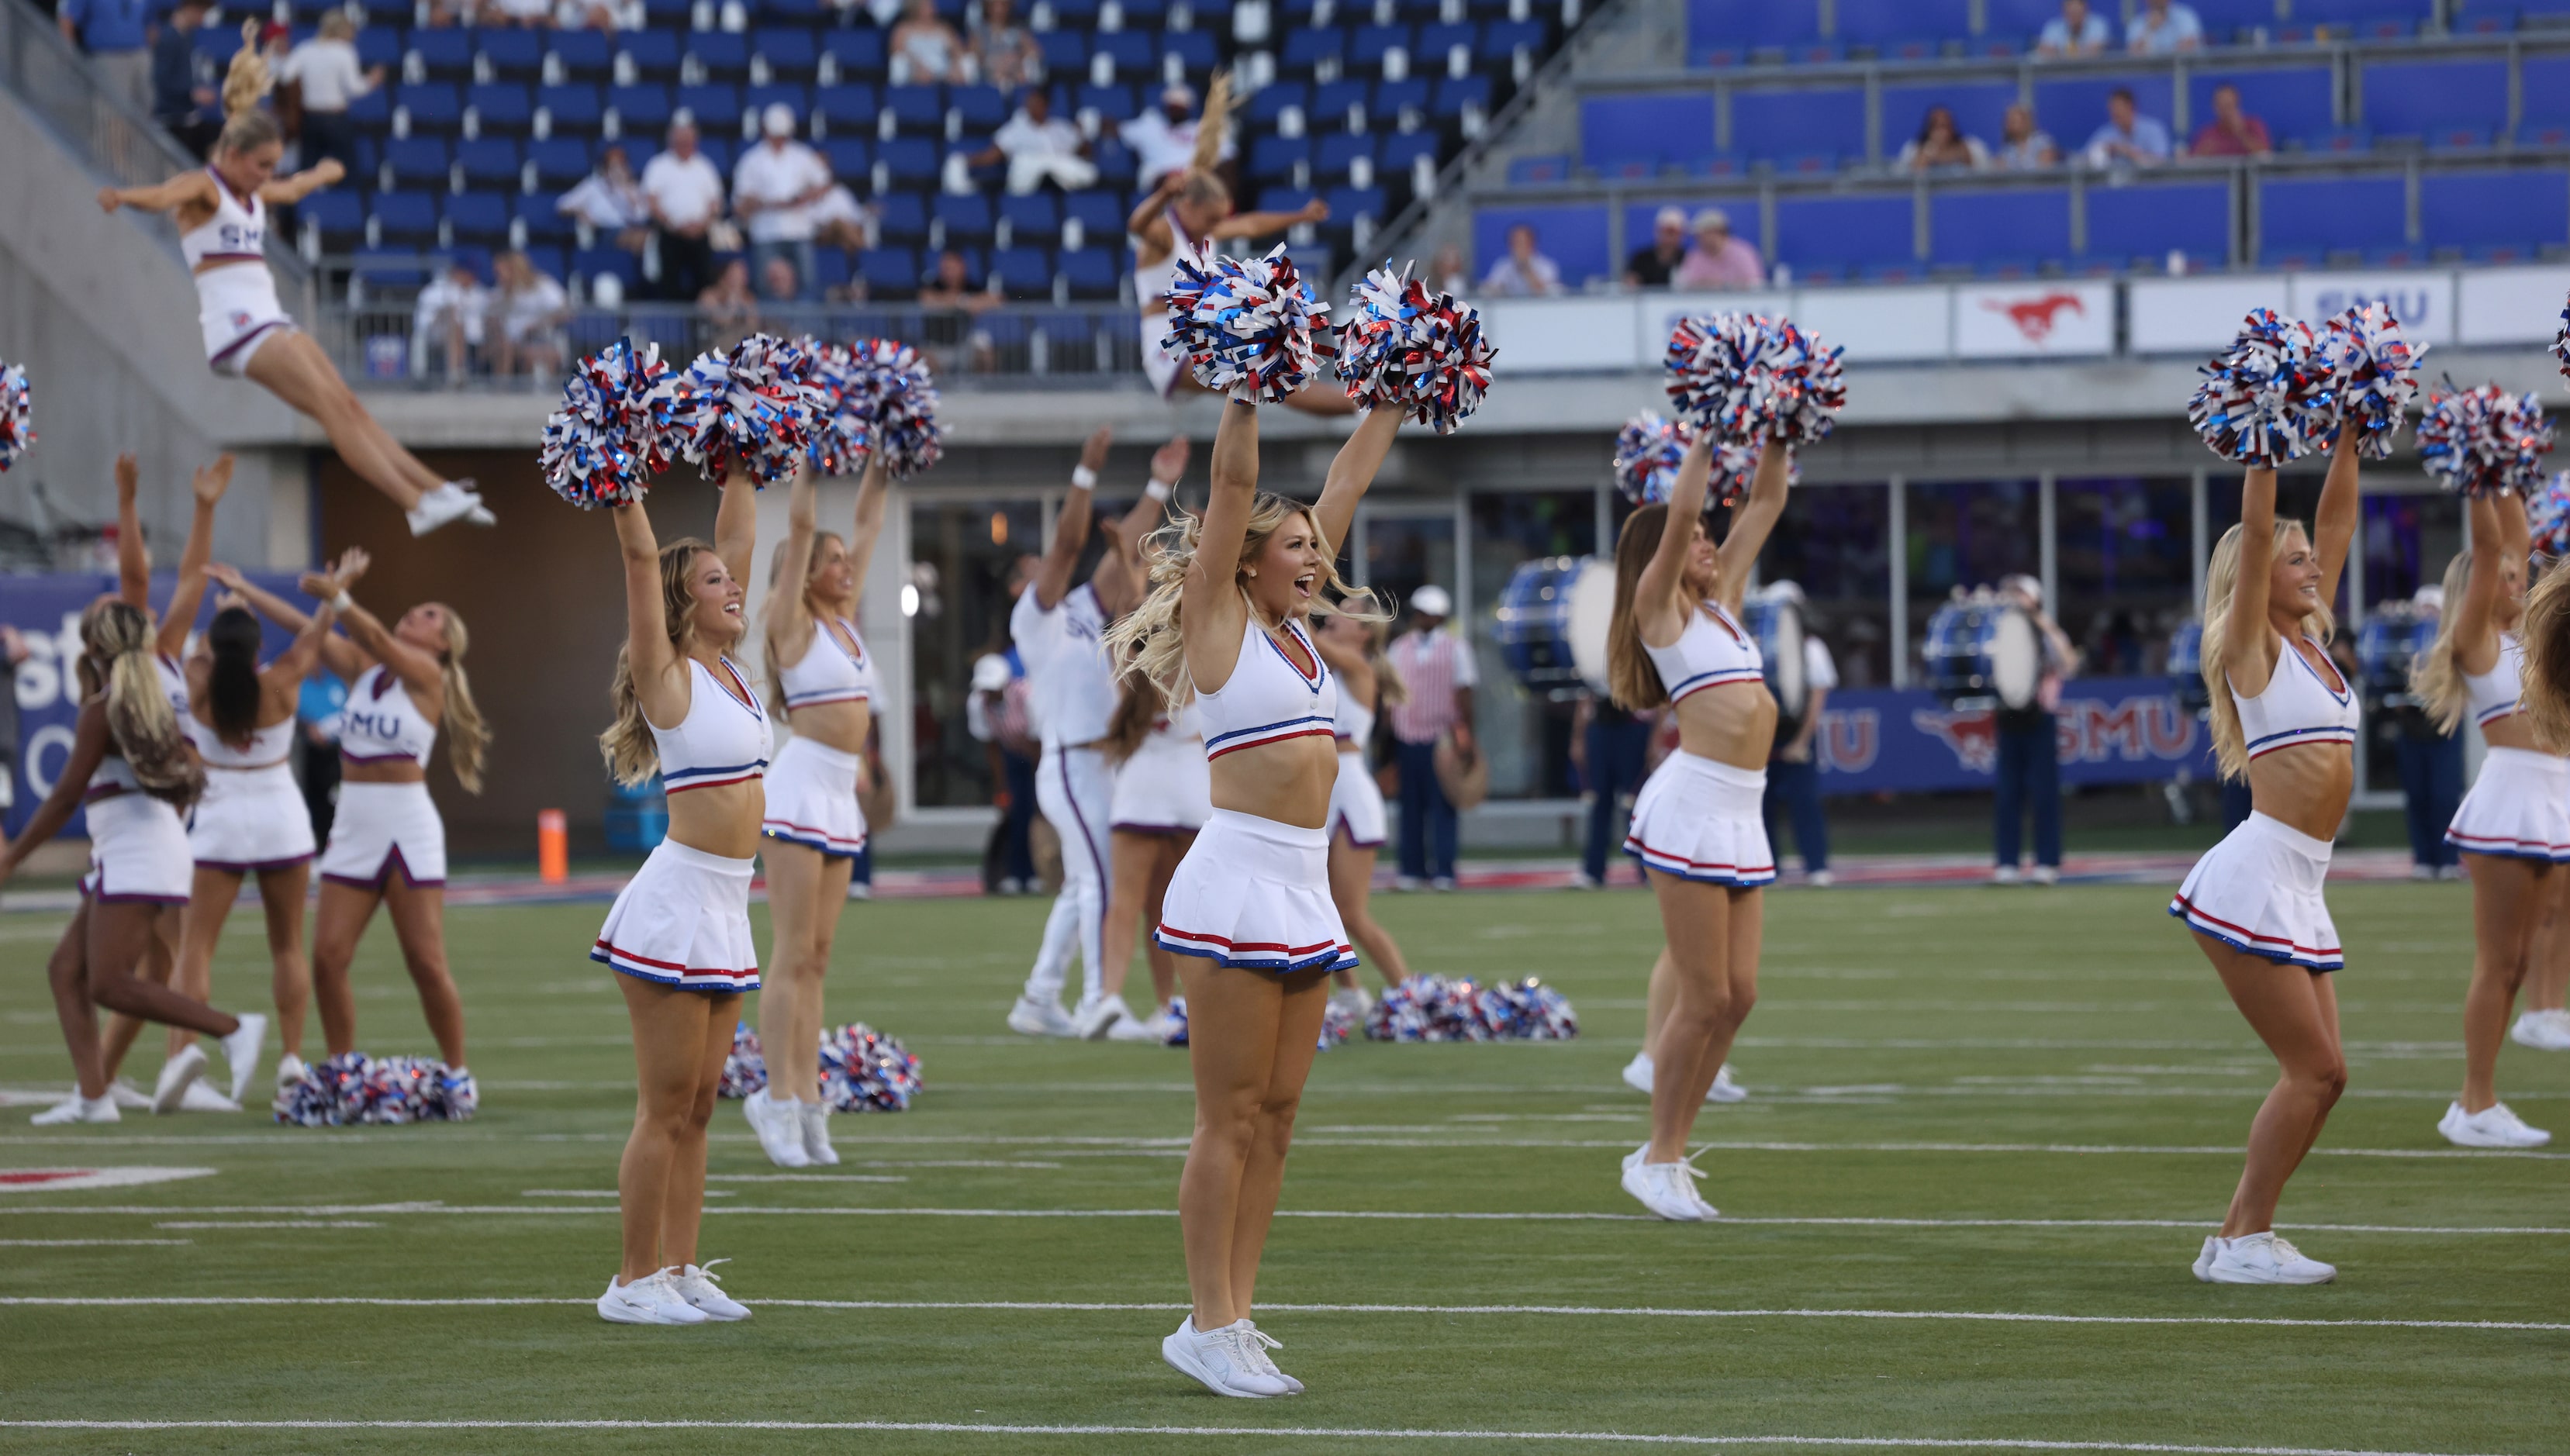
2, 600, 267, 1125
744, 459, 889, 1168
592, 468, 765, 1327
1607, 434, 1791, 1221
2409, 491, 2561, 1148
95, 26, 491, 537
1126, 74, 1349, 419
1105, 397, 1407, 1398
2168, 435, 2360, 1285
1312, 612, 1410, 1013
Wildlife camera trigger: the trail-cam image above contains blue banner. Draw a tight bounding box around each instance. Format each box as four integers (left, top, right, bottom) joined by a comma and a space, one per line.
1808, 675, 2214, 795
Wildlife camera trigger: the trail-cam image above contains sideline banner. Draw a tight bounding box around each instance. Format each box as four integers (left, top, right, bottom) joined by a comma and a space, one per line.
1807, 675, 2213, 794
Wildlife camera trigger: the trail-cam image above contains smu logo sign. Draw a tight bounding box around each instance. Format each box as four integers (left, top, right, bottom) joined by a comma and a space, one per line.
2288, 273, 2455, 347
1806, 678, 2212, 794
1953, 281, 2114, 358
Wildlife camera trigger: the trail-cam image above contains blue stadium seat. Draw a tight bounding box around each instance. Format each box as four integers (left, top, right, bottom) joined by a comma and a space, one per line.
609, 84, 672, 133
480, 28, 544, 79
2031, 74, 2176, 154
468, 83, 532, 132
1929, 188, 2069, 270
1037, 29, 1088, 76
515, 191, 574, 243
1247, 81, 1310, 126
1161, 29, 1220, 74
347, 88, 392, 129
1373, 77, 1430, 125
642, 0, 692, 27
822, 27, 886, 78
678, 84, 744, 133
355, 25, 402, 71
539, 83, 603, 133
1732, 88, 1864, 168
1982, 0, 2075, 42
816, 84, 877, 129
351, 249, 429, 293
2361, 58, 2506, 138
811, 245, 850, 292
687, 30, 751, 80
877, 191, 929, 241
1282, 27, 1346, 75
1093, 136, 1136, 187
1252, 133, 1311, 181
300, 189, 366, 248
755, 27, 818, 78
1351, 23, 1412, 71
886, 84, 945, 132
746, 82, 812, 127
2257, 175, 2404, 266
458, 137, 521, 189
1311, 78, 1371, 129
371, 191, 440, 247
550, 28, 612, 79
1580, 93, 1714, 176
1059, 247, 1120, 298
697, 136, 737, 172
529, 136, 590, 188
1314, 132, 1376, 184
1836, 0, 1968, 50
385, 136, 451, 189
860, 246, 919, 295
408, 28, 473, 81
2285, 0, 2428, 40
952, 84, 1010, 132
1000, 191, 1062, 244
1434, 74, 1491, 122
1772, 194, 1914, 274
1079, 84, 1139, 122
619, 29, 681, 81
398, 83, 464, 132
935, 191, 995, 244
1417, 22, 1476, 70
1473, 202, 1609, 287
1381, 130, 1442, 177
991, 245, 1052, 298
2449, 0, 2517, 33
1064, 189, 1127, 241
881, 137, 941, 186
1122, 0, 1169, 29
1092, 30, 1154, 77
1684, 0, 1821, 66
1506, 154, 1572, 185
822, 136, 870, 177
446, 191, 511, 244
1324, 184, 1387, 223
1879, 81, 2018, 161
2523, 57, 2570, 144
1479, 19, 1546, 65
2186, 67, 2332, 147
2420, 169, 2570, 255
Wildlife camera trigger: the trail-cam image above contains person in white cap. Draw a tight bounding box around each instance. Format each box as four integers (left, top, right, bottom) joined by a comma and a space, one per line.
732, 102, 831, 303
1123, 80, 1234, 191
1383, 583, 1477, 890
1672, 206, 1764, 291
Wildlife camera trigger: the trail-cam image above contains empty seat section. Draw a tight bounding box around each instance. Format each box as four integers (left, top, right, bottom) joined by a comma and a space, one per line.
1579, 93, 1714, 176
2191, 0, 2285, 40
1731, 87, 1866, 168
2420, 169, 2570, 254
1834, 0, 1970, 48
1880, 80, 2019, 160
1687, 0, 1822, 66
2258, 175, 2403, 264
2523, 57, 2570, 143
2031, 74, 2176, 154
2087, 181, 2232, 266
2185, 67, 2333, 146
2361, 58, 2507, 139
1772, 194, 1913, 275
2291, 0, 2429, 37
1472, 203, 1611, 288
1929, 188, 2069, 270
1984, 0, 2075, 42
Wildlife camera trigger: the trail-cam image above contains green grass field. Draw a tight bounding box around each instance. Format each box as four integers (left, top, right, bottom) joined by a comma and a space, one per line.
1, 879, 2564, 1454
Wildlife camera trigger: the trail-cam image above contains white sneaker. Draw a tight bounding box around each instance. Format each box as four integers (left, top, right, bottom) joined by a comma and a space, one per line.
2191, 1234, 2219, 1282
1430, 876, 1456, 892
406, 480, 492, 536
1991, 865, 2021, 885
30, 1093, 119, 1126
1007, 994, 1078, 1037
1073, 992, 1138, 1041
1161, 1316, 1290, 1397
1571, 872, 1604, 889
670, 1261, 752, 1320
2410, 863, 2437, 881
2509, 1009, 2570, 1052
1393, 876, 1424, 893
1106, 1009, 1164, 1043
1236, 1319, 1302, 1393
744, 1090, 813, 1168
800, 1099, 839, 1166
1621, 1051, 1654, 1095
106, 1078, 150, 1110
275, 1053, 309, 1089
2203, 1231, 2336, 1285
1620, 1144, 1715, 1221
2437, 1100, 2553, 1149
597, 1268, 710, 1325
1707, 1064, 1747, 1103
152, 1045, 208, 1114
1328, 985, 1372, 1020
218, 1014, 268, 1103
1806, 870, 1834, 887
1137, 1008, 1183, 1044
2029, 865, 2059, 886
178, 1079, 241, 1113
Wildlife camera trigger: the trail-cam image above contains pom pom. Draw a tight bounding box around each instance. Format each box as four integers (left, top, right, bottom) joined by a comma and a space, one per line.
2311, 303, 2423, 461
847, 337, 944, 479
2187, 309, 2323, 466
803, 341, 872, 478
1162, 997, 1190, 1047
2418, 382, 2554, 499
1613, 412, 1693, 505
1663, 312, 1846, 444
1475, 977, 1581, 1040
2530, 471, 2570, 557
2555, 292, 2570, 381
1362, 975, 1580, 1040
818, 1022, 923, 1113
1318, 998, 1356, 1051
0, 360, 30, 474
271, 1053, 475, 1126
1160, 243, 1333, 403
1332, 264, 1494, 432
657, 333, 832, 484
541, 340, 672, 507
718, 1020, 768, 1098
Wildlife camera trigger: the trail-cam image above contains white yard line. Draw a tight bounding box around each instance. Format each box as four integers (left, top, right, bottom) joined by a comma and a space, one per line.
0, 1237, 189, 1246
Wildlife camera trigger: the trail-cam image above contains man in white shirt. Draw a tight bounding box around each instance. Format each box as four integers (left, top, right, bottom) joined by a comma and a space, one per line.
2035, 0, 2112, 56
1479, 224, 1563, 298
1759, 582, 1837, 885
1121, 83, 1234, 190
733, 102, 832, 302
557, 143, 653, 254
640, 116, 725, 301
279, 14, 383, 178
1384, 585, 1478, 890
413, 259, 488, 381
2125, 0, 2202, 53
973, 88, 1095, 195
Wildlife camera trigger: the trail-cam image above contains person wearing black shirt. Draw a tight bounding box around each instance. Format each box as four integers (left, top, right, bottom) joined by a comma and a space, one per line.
1623, 205, 1687, 289
150, 0, 220, 157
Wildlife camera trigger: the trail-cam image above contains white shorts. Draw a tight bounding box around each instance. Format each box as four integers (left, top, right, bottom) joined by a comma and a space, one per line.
319, 781, 447, 889
1038, 743, 1112, 890
1623, 751, 1776, 887
198, 263, 296, 377
2447, 745, 2570, 861
188, 762, 316, 871
80, 792, 195, 904
1328, 747, 1387, 848
1155, 808, 1356, 973
1111, 732, 1211, 834
2169, 811, 2341, 972
1140, 308, 1183, 400
592, 838, 759, 992
761, 735, 867, 858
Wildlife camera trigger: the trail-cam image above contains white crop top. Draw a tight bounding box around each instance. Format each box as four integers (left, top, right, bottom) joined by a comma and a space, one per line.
1644, 600, 1765, 706
198, 716, 295, 769
339, 665, 440, 768
655, 656, 773, 792
2232, 636, 2359, 761
2463, 633, 2524, 729
1149, 699, 1202, 744
777, 616, 876, 712
181, 170, 268, 271
1199, 616, 1338, 761
1335, 681, 1375, 747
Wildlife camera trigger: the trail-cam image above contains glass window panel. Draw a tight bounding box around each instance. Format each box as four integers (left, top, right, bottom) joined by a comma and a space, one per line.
909, 497, 1045, 809
1756, 483, 1892, 688
1905, 480, 2040, 679
2361, 492, 2463, 612
2055, 476, 2195, 675
1468, 490, 1601, 799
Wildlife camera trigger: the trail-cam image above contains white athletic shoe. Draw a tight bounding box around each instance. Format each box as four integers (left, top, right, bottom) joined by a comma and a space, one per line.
2203, 1231, 2336, 1285
1328, 985, 1373, 1021
1073, 992, 1138, 1041
1620, 1051, 1653, 1095
2437, 1100, 2553, 1149
2192, 1235, 2219, 1282
1620, 1144, 1715, 1221
106, 1078, 151, 1110
1393, 876, 1425, 893
407, 481, 493, 536
1430, 876, 1456, 892
178, 1079, 241, 1113
1007, 994, 1078, 1038
744, 1089, 813, 1168
597, 1268, 710, 1325
2028, 865, 2060, 886
670, 1261, 752, 1320
30, 1093, 119, 1126
1136, 1008, 1183, 1044
2508, 1009, 2570, 1052
800, 1099, 839, 1166
218, 1014, 268, 1104
1707, 1064, 1747, 1102
1107, 1008, 1164, 1043
274, 1053, 310, 1089
152, 1045, 208, 1114
1161, 1316, 1290, 1397
1991, 864, 2022, 885
441, 1068, 479, 1118
1237, 1320, 1302, 1393
1806, 870, 1834, 887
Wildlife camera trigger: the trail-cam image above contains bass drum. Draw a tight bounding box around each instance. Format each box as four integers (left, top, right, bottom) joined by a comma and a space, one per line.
1493, 556, 1615, 696
2166, 619, 2210, 713
2354, 608, 2437, 709
1922, 596, 2043, 710
1740, 588, 1808, 733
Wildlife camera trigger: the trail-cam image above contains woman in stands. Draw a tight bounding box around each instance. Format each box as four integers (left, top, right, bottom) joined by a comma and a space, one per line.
592, 468, 766, 1327
1312, 611, 1410, 1013
746, 459, 889, 1169
2409, 490, 2561, 1149
95, 26, 492, 537
1128, 74, 1348, 418
1606, 433, 1791, 1222
1104, 397, 1405, 1396
2168, 436, 2360, 1284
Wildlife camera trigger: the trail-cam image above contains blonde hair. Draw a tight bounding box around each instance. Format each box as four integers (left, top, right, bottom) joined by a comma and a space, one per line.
1606, 504, 1691, 711
762, 530, 848, 713
1101, 657, 1166, 764
600, 537, 718, 788
2521, 554, 2570, 751
2407, 550, 2475, 736
78, 600, 204, 810
1189, 71, 1234, 177
1100, 495, 1386, 708
217, 22, 280, 154
1335, 612, 1408, 707
2202, 519, 2337, 781
434, 609, 491, 795
318, 12, 355, 41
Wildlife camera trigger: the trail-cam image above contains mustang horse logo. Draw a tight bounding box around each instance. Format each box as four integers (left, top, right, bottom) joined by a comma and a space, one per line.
1984, 292, 2085, 344
1912, 706, 2000, 773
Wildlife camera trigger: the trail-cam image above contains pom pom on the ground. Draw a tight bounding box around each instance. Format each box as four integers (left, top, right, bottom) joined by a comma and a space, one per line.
2187, 309, 2323, 466
2530, 471, 2570, 557
2555, 292, 2570, 381
1663, 312, 1846, 444
818, 1023, 923, 1113
846, 337, 944, 478
1364, 975, 1581, 1041
1162, 997, 1190, 1047
2311, 303, 2423, 460
1477, 978, 1581, 1040
1318, 998, 1357, 1050
541, 340, 672, 507
657, 333, 831, 484
1332, 264, 1493, 432
1161, 243, 1333, 403
2418, 383, 2554, 499
719, 1020, 768, 1099
803, 341, 872, 477
0, 360, 30, 474
271, 1053, 474, 1126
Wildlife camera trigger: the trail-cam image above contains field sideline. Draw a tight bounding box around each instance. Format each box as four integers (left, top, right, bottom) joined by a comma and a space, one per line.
0, 880, 2563, 1455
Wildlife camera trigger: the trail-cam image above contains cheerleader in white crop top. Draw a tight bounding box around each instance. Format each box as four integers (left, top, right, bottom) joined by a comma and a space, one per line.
1313, 612, 1411, 1005
594, 472, 767, 1328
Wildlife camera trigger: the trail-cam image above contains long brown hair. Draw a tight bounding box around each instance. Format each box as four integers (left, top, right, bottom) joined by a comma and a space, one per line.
1100, 496, 1386, 707
433, 609, 491, 794
1606, 504, 1695, 711
600, 537, 720, 787
1102, 657, 1166, 764
79, 600, 203, 809
2522, 552, 2570, 751
2202, 519, 2337, 781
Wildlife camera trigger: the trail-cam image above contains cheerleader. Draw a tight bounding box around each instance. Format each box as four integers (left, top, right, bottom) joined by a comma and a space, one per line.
592, 470, 766, 1326
2168, 436, 2359, 1285
2, 600, 267, 1124
2409, 492, 2561, 1147
1104, 398, 1406, 1397
95, 27, 491, 537
1089, 659, 1212, 1041
1606, 433, 1791, 1221
744, 460, 888, 1168
1311, 612, 1410, 1010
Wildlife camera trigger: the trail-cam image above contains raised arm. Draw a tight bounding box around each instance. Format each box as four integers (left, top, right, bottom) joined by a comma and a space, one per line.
613, 500, 692, 730
260, 157, 347, 206
1310, 409, 1400, 559
1712, 439, 1793, 614
844, 457, 892, 602
2223, 468, 2284, 696
0, 703, 111, 883
1180, 400, 1260, 693
260, 583, 342, 688
1034, 427, 1110, 611
1636, 434, 1715, 635
302, 549, 439, 699
2311, 431, 2361, 616
97, 170, 217, 217
2452, 492, 2511, 670
155, 454, 233, 659
1126, 174, 1180, 245
1208, 197, 1327, 241
115, 454, 148, 609
210, 561, 369, 683
765, 464, 822, 661
1090, 440, 1184, 616
713, 466, 759, 591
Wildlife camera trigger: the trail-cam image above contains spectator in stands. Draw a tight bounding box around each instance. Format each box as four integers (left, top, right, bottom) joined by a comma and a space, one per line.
810, 181, 875, 252
2126, 0, 2202, 53
1430, 243, 1470, 297
2034, 0, 2111, 57
918, 248, 1000, 372
2189, 82, 2273, 158
479, 0, 557, 24
759, 254, 801, 305
1897, 105, 1990, 172
1995, 103, 2058, 169
1673, 207, 1763, 291
698, 257, 760, 350
643, 117, 727, 302
734, 103, 831, 302
972, 0, 1042, 91
491, 249, 571, 378
1480, 223, 1563, 297
2082, 88, 2169, 170
1124, 82, 1234, 191
415, 258, 489, 381
558, 143, 653, 256
150, 0, 220, 157
58, 0, 153, 115
891, 0, 969, 85
1623, 205, 1687, 289
972, 87, 1097, 195
279, 15, 382, 182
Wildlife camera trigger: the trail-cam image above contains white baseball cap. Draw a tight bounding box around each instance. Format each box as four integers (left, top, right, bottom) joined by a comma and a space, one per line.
762, 102, 796, 137
971, 654, 1014, 692
1411, 585, 1453, 618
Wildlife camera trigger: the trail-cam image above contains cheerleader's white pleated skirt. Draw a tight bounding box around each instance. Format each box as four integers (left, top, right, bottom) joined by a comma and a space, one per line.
2168, 811, 2341, 971
591, 838, 760, 993
2445, 746, 2570, 861
1110, 732, 1212, 835
189, 763, 316, 871
760, 734, 867, 858
1327, 748, 1387, 848
81, 792, 195, 904
1154, 808, 1356, 974
320, 781, 447, 888
1622, 751, 1777, 888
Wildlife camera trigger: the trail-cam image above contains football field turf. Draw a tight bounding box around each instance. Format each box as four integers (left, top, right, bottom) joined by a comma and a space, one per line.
1, 878, 2563, 1454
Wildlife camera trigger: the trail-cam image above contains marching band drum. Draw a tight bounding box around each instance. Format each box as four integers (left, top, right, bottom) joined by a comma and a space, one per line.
1922, 589, 2042, 711
1494, 556, 1617, 697
2167, 619, 2209, 713
2354, 604, 2437, 712
1741, 585, 1808, 737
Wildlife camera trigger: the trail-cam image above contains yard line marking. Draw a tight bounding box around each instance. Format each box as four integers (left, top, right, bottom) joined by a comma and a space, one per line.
703, 1174, 913, 1182
152, 1221, 382, 1230
0, 1238, 190, 1246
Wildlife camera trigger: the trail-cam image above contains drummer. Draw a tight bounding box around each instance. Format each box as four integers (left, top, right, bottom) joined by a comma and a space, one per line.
1760, 581, 1836, 886
1991, 574, 2081, 886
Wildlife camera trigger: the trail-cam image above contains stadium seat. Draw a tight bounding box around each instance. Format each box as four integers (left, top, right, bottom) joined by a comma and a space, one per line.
2420, 169, 2570, 254
1064, 189, 1128, 243
1731, 88, 1864, 169
877, 191, 930, 241
550, 29, 613, 81
1929, 188, 2070, 271
1351, 23, 1412, 73
1000, 191, 1062, 245
408, 27, 473, 81
1373, 78, 1430, 126
300, 188, 367, 250
2257, 174, 2404, 266
755, 27, 819, 78
619, 30, 682, 81
1479, 19, 1547, 69
860, 246, 919, 296
992, 245, 1053, 298
1417, 22, 1477, 73
823, 28, 887, 78
812, 245, 850, 292
1252, 133, 1311, 182
398, 83, 464, 133
1162, 29, 1220, 74
697, 136, 736, 172
468, 83, 533, 133
1473, 202, 1609, 287
1685, 0, 1822, 67
480, 28, 544, 81
1580, 93, 1718, 177
530, 136, 590, 188
1324, 184, 1387, 223
1037, 29, 1090, 77
2360, 59, 2508, 139
1772, 193, 1914, 274
371, 191, 441, 248
2030, 74, 2176, 156
881, 136, 941, 185
2085, 180, 2231, 269
1879, 81, 2018, 162
886, 84, 945, 132
952, 85, 1010, 133
1059, 247, 1121, 298
1282, 27, 1346, 75
2190, 0, 2285, 40
446, 191, 512, 245
2523, 57, 2570, 144
688, 31, 751, 81
2186, 67, 2333, 148
355, 26, 402, 72
539, 83, 603, 133
1247, 80, 1310, 127
1314, 132, 1376, 184
2285, 0, 2428, 41
609, 84, 672, 133
1092, 31, 1154, 77
678, 84, 744, 135
1834, 0, 1968, 53
816, 83, 878, 129
822, 136, 870, 178
1981, 0, 2071, 43
1380, 129, 1442, 177
385, 136, 451, 190
746, 82, 813, 127
1505, 154, 1572, 185
1433, 74, 1491, 124
1311, 78, 1371, 130
458, 137, 521, 189
351, 248, 430, 293
515, 191, 574, 243
935, 191, 996, 245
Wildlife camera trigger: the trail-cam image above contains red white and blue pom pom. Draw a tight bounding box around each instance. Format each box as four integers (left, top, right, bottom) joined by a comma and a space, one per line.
1318, 998, 1357, 1050
803, 341, 873, 478
2419, 383, 2554, 499
2187, 309, 2323, 466
1477, 978, 1581, 1040
1332, 264, 1493, 432
0, 360, 29, 474
2529, 471, 2570, 557
1161, 243, 1334, 403
541, 340, 672, 508
2311, 303, 2423, 461
272, 1052, 475, 1125
1360, 975, 1580, 1041
1614, 412, 1693, 505
847, 337, 944, 479
1664, 312, 1846, 444
656, 333, 832, 485
2554, 291, 2570, 381
717, 1020, 921, 1110
718, 1020, 768, 1099
1162, 997, 1190, 1047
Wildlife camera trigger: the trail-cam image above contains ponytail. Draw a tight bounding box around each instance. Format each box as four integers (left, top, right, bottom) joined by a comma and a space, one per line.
437, 612, 491, 795
80, 600, 203, 810
202, 606, 264, 750
216, 22, 281, 156
2407, 549, 2475, 737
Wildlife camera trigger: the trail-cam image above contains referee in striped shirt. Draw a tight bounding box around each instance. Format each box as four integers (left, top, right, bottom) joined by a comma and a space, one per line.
1385, 585, 1477, 891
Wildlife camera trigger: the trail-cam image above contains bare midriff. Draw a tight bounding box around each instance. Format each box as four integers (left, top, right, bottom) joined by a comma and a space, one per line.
1210, 735, 1339, 830
1672, 679, 1779, 772
666, 780, 766, 860
786, 698, 872, 757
